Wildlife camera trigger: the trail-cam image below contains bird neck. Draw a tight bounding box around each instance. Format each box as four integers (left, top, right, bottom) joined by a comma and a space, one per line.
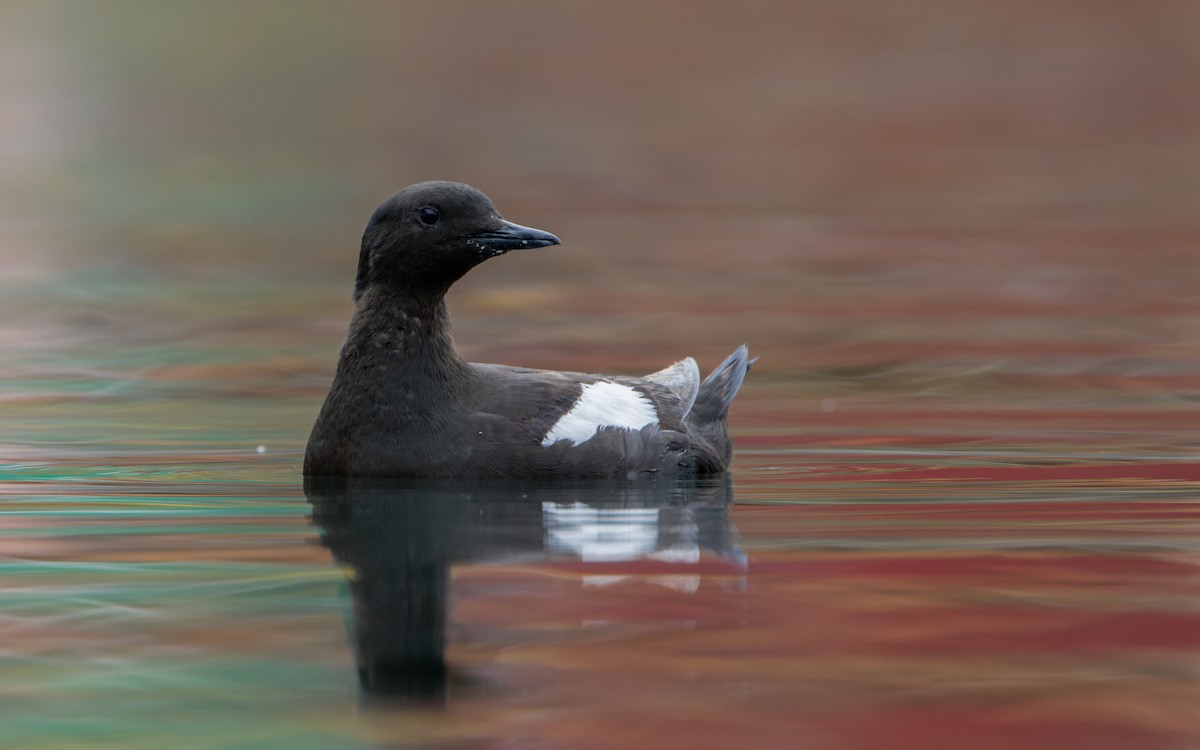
344, 287, 469, 382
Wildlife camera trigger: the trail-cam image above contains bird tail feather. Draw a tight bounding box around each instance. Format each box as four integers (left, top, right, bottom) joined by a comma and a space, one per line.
690, 345, 752, 424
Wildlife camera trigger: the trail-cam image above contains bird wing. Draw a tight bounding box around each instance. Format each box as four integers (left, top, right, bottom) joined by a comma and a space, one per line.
467, 362, 691, 447
641, 357, 700, 417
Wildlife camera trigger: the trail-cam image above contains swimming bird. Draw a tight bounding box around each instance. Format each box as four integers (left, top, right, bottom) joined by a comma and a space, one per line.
304, 181, 750, 479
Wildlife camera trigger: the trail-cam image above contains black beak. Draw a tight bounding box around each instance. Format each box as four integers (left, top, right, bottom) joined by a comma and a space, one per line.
470, 220, 561, 256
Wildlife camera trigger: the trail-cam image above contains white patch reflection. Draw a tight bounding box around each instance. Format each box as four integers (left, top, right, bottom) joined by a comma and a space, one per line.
543, 503, 668, 562
544, 502, 709, 592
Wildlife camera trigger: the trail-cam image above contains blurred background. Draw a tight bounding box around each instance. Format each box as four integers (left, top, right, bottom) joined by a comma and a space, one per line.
0, 0, 1197, 462
3, 5, 1199, 749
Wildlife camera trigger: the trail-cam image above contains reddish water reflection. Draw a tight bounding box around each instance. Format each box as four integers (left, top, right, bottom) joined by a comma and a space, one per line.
415, 482, 1197, 750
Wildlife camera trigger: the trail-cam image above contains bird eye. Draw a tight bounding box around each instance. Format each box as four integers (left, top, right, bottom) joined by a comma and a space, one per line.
417, 206, 440, 226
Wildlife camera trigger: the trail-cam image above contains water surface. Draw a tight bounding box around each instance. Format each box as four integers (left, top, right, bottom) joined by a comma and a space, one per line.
2, 3, 1199, 749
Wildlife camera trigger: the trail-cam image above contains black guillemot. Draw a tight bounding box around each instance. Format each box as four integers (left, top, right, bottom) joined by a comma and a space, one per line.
304, 181, 751, 479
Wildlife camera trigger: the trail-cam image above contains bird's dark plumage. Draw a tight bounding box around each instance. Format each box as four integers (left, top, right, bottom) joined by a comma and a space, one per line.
304, 181, 751, 479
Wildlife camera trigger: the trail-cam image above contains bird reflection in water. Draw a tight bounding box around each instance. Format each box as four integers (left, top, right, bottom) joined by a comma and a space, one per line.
306, 476, 745, 701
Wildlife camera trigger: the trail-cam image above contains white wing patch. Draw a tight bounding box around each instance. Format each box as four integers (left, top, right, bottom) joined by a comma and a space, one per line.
541, 381, 658, 447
